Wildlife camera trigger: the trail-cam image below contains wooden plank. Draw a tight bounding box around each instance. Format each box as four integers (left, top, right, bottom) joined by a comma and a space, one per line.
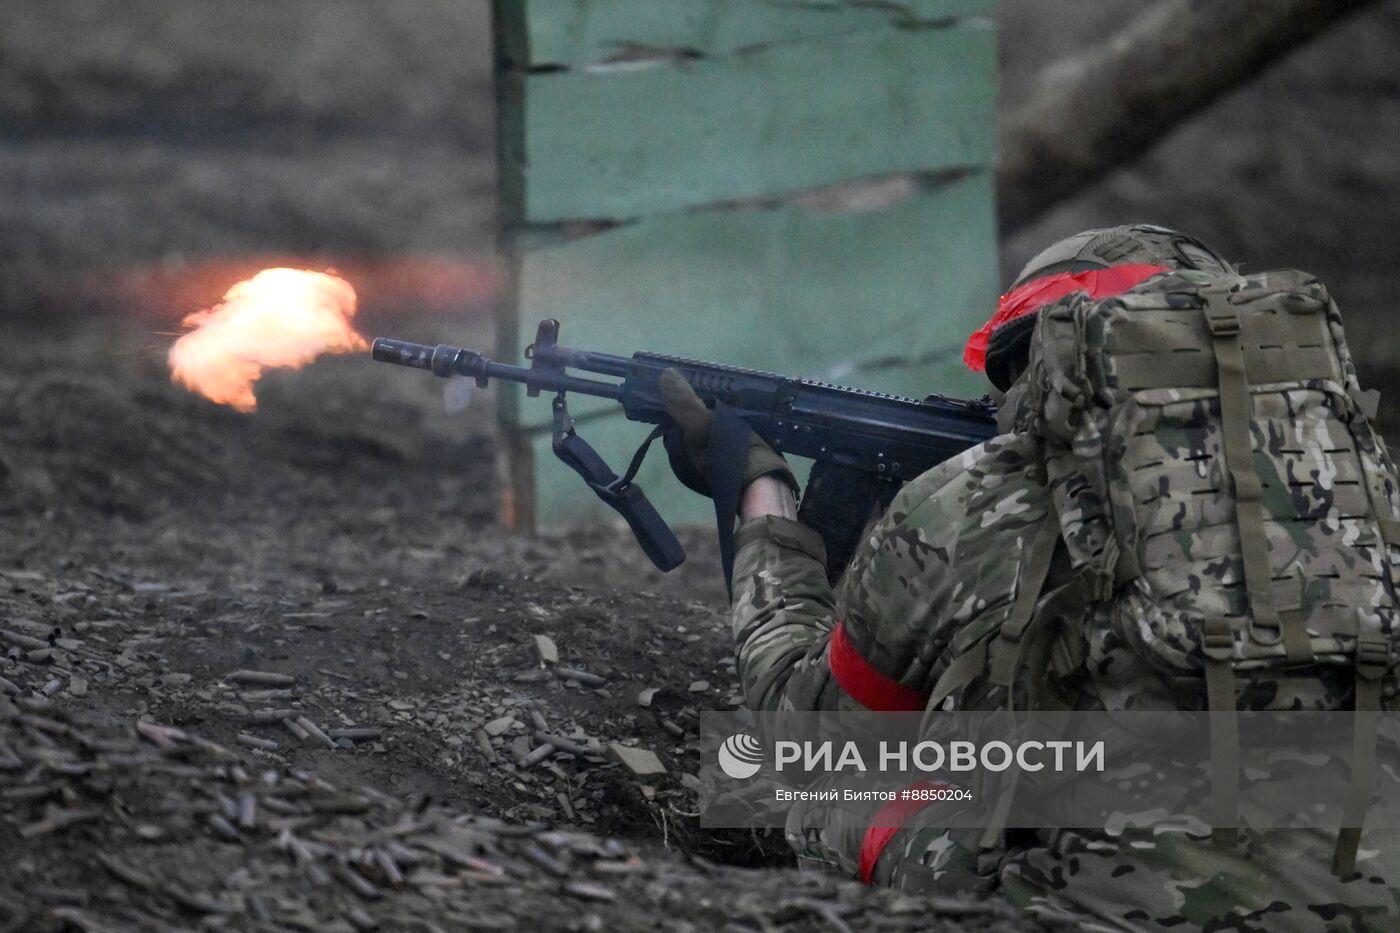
503, 171, 997, 527
509, 171, 996, 419
508, 23, 995, 222
500, 0, 991, 69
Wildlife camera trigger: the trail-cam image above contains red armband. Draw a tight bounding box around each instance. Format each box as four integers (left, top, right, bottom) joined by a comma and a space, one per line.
858, 782, 958, 884
828, 621, 927, 713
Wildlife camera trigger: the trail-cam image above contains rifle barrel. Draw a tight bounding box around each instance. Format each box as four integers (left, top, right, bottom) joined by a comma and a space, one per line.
371, 337, 623, 400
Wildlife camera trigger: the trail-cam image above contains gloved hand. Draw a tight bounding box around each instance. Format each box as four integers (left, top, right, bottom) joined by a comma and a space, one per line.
658, 368, 796, 498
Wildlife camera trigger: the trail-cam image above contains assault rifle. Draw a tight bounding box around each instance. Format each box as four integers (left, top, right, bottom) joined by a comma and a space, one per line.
372, 320, 996, 586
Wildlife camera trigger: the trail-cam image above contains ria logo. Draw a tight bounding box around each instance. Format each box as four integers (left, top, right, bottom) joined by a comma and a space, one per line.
718, 733, 764, 779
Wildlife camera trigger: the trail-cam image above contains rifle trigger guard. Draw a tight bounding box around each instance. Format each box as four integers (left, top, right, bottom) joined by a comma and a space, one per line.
549, 394, 686, 572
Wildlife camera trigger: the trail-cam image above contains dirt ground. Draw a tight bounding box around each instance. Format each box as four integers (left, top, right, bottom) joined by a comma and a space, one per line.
0, 314, 1049, 931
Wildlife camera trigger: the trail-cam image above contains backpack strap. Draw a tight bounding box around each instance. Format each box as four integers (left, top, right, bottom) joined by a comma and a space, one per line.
1379, 518, 1400, 548
923, 512, 1063, 854
924, 639, 986, 714
988, 517, 1064, 689
1199, 616, 1239, 847
1202, 293, 1315, 665
1332, 633, 1389, 877
925, 513, 1061, 712
979, 616, 1074, 851
926, 509, 1079, 853
1347, 402, 1400, 549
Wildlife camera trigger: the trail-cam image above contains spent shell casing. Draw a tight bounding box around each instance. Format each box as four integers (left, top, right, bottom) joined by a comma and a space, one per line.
371, 847, 404, 886
554, 667, 607, 687
235, 733, 280, 751
228, 670, 296, 687
294, 716, 337, 750
207, 814, 240, 842
239, 688, 298, 702
327, 727, 381, 740
336, 862, 382, 901
532, 732, 599, 758
237, 793, 257, 829
472, 729, 496, 763
518, 742, 556, 768
281, 719, 310, 741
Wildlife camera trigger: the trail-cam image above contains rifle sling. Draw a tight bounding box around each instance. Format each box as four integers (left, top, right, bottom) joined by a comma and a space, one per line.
552, 413, 685, 572
709, 401, 753, 596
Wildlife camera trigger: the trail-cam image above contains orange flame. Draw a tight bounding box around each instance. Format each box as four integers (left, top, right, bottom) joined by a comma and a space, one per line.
168, 268, 366, 412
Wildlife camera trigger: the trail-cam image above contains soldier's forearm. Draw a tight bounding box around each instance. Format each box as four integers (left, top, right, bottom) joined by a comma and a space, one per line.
739, 476, 798, 521
730, 515, 846, 711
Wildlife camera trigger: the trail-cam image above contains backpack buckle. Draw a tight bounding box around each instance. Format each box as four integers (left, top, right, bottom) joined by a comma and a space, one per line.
1200, 618, 1235, 661
1087, 572, 1115, 604
1204, 307, 1241, 338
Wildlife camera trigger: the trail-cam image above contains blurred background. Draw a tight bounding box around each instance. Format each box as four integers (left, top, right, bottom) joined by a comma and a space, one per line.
3, 1, 1397, 334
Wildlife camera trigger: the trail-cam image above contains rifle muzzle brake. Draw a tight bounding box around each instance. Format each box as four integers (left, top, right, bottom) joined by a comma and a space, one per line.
371, 338, 436, 371
372, 338, 484, 380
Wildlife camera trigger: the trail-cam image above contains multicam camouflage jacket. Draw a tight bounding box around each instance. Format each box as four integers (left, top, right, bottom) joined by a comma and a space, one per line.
729, 269, 1400, 931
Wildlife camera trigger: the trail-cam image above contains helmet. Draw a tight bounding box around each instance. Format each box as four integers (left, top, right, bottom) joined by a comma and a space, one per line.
1009, 223, 1233, 289
968, 224, 1234, 391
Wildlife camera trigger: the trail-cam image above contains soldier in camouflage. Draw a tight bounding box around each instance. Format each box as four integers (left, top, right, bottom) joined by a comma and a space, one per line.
661, 225, 1400, 931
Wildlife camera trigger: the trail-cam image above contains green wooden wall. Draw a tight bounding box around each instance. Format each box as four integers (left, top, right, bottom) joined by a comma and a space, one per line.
493, 0, 998, 531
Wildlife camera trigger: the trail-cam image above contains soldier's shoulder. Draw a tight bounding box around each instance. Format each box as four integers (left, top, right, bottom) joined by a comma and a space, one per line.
890, 431, 1045, 523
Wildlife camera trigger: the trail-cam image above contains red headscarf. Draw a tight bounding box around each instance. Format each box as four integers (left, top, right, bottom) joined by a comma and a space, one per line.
964, 264, 1171, 371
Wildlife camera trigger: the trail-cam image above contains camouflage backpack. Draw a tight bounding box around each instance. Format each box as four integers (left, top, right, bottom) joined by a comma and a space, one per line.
943, 267, 1400, 873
